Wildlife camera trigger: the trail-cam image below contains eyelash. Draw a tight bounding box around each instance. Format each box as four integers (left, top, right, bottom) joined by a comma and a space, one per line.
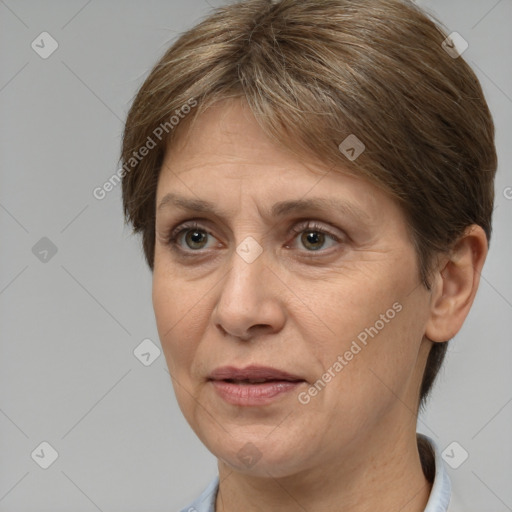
166, 220, 343, 257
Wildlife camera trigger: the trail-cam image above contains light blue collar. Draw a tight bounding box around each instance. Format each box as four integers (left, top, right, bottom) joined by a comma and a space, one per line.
181, 474, 218, 512
420, 433, 452, 512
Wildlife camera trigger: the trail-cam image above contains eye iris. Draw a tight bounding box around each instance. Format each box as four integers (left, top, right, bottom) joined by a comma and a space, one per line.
185, 230, 207, 249
301, 231, 325, 250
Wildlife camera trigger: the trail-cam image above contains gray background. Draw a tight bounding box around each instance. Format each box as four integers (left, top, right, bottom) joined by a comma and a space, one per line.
0, 0, 510, 510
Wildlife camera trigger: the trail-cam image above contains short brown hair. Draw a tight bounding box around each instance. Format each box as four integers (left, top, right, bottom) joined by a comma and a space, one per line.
120, 0, 497, 408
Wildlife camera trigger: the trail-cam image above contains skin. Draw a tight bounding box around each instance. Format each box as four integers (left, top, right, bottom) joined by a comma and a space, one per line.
152, 98, 488, 512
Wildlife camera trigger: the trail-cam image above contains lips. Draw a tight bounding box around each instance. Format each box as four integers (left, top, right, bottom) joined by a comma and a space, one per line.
208, 365, 306, 405
208, 365, 305, 383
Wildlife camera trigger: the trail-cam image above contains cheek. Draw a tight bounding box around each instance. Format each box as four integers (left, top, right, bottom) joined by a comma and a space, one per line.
301, 252, 426, 397
152, 268, 212, 425
152, 265, 197, 376
299, 264, 413, 355
315, 284, 429, 420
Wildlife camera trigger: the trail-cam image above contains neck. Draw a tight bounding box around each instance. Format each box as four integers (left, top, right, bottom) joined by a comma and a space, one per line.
215, 423, 431, 512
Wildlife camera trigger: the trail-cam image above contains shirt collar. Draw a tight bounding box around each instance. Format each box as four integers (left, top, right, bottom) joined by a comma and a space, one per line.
181, 474, 218, 512
180, 433, 452, 512
419, 433, 452, 512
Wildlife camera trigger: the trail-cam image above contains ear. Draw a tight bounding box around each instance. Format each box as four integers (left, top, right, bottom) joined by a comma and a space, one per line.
425, 225, 488, 342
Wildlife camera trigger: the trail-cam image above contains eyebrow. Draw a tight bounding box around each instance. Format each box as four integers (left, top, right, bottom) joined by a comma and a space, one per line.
157, 192, 371, 222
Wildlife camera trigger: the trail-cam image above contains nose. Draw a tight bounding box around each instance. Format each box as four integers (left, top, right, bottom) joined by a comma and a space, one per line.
211, 244, 286, 342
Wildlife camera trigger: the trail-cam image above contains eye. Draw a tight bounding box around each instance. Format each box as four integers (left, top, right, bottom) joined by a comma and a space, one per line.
287, 221, 342, 252
168, 222, 219, 252
166, 220, 344, 256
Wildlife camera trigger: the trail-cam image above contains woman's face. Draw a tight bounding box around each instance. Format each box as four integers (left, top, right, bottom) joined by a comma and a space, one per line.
153, 99, 433, 477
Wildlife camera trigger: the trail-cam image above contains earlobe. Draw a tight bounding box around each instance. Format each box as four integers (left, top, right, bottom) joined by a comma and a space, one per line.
425, 225, 488, 343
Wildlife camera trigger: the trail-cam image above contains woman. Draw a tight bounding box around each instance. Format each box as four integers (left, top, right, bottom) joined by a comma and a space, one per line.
120, 0, 497, 510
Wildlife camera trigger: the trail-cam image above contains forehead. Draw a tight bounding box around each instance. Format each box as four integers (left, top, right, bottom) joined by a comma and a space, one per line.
162, 98, 312, 171
156, 99, 400, 229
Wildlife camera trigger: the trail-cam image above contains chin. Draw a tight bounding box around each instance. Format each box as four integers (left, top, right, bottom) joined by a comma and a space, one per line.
206, 431, 310, 478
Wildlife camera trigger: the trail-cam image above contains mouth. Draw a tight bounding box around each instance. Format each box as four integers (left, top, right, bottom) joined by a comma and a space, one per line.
208, 365, 305, 383
220, 378, 301, 384
208, 365, 306, 406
